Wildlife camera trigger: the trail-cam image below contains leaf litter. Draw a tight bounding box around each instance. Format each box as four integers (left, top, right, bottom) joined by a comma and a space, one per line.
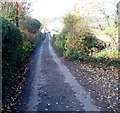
2, 57, 32, 112
62, 59, 119, 112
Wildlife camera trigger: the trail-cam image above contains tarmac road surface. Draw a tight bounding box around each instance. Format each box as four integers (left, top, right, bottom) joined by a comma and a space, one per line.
17, 33, 100, 112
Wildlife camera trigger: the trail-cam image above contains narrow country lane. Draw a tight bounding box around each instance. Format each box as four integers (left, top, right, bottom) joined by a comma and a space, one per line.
17, 33, 100, 111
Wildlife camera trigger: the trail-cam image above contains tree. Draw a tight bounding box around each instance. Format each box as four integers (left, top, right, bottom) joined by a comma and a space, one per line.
21, 17, 42, 33
71, 0, 119, 51
0, 0, 31, 27
62, 11, 98, 54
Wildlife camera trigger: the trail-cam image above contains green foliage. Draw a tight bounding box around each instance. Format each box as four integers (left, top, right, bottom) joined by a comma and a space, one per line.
2, 17, 44, 89
22, 39, 33, 58
94, 50, 120, 60
65, 32, 97, 55
61, 12, 98, 55
2, 17, 23, 85
1, 2, 17, 22
98, 20, 118, 51
21, 18, 42, 33
52, 11, 120, 67
33, 33, 46, 47
1, 2, 26, 25
53, 34, 67, 55
100, 25, 117, 39
53, 11, 98, 58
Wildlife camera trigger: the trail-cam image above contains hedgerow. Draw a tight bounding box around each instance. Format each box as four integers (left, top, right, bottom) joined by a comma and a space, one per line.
2, 17, 44, 94
2, 17, 24, 87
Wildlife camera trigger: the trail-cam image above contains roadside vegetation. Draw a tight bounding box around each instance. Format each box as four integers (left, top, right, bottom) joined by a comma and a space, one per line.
1, 1, 45, 111
1, 0, 119, 112
52, 2, 120, 68
52, 1, 119, 111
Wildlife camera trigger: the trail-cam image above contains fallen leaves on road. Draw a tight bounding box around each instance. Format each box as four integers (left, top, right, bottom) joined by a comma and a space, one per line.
63, 59, 119, 112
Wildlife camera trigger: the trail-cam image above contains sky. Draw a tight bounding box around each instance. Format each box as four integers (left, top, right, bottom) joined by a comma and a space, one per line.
30, 0, 74, 19
28, 0, 119, 31
1, 0, 118, 31
29, 0, 118, 20
4, 0, 118, 19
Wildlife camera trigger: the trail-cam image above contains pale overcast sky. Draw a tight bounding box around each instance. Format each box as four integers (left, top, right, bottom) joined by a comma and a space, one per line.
28, 0, 118, 19
30, 0, 74, 19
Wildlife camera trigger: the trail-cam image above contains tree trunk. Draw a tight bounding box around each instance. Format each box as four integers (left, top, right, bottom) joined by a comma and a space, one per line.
16, 2, 19, 27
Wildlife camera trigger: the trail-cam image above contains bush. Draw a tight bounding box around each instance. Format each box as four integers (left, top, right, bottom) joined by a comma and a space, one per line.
2, 17, 44, 88
21, 18, 42, 34
65, 32, 97, 55
2, 17, 45, 113
52, 11, 120, 67
60, 12, 99, 56
2, 17, 23, 86
94, 50, 120, 60
101, 25, 117, 38
53, 33, 67, 56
